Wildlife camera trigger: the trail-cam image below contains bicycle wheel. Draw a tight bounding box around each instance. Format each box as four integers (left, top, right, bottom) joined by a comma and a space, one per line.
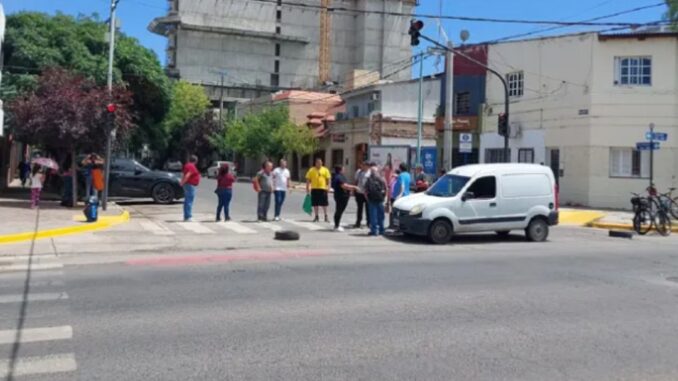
633, 210, 653, 235
655, 211, 672, 237
670, 198, 678, 220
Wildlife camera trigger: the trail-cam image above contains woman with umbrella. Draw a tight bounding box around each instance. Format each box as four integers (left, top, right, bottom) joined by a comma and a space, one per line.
30, 157, 59, 208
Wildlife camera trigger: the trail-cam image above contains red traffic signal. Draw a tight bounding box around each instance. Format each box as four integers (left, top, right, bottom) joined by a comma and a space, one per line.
106, 103, 117, 113
498, 113, 509, 137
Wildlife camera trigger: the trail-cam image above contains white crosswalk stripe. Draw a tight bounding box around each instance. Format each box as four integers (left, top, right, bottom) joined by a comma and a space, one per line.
0, 263, 64, 273
285, 219, 326, 231
176, 221, 215, 234
258, 222, 283, 232
0, 326, 72, 345
216, 221, 257, 234
0, 270, 63, 281
0, 353, 77, 377
139, 220, 175, 236
0, 292, 68, 304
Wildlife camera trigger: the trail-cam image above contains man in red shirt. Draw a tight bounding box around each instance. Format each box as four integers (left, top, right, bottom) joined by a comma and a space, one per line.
180, 155, 200, 222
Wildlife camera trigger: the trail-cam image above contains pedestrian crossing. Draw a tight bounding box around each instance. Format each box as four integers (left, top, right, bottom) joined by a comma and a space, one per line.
0, 254, 77, 379
136, 217, 358, 236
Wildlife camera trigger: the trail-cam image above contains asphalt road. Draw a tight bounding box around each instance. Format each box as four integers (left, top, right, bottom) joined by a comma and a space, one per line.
2, 180, 678, 380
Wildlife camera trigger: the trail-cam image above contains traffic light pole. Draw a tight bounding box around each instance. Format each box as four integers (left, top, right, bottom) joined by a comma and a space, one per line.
416, 52, 424, 166
102, 0, 119, 211
418, 34, 511, 163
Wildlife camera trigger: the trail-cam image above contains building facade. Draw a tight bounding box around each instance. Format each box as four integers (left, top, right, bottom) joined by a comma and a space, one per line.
149, 0, 415, 108
481, 32, 678, 209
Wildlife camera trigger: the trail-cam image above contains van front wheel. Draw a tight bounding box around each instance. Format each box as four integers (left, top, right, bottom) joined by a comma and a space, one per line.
526, 218, 549, 242
428, 219, 453, 245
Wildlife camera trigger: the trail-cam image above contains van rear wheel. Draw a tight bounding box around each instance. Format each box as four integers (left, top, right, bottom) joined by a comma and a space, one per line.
526, 218, 549, 242
428, 219, 453, 245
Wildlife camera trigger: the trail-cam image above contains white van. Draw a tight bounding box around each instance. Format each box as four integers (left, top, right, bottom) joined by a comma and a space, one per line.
392, 164, 559, 244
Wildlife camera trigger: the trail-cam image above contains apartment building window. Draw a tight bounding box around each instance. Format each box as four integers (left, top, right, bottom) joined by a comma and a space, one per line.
275, 44, 281, 57
367, 101, 375, 114
506, 71, 524, 97
276, 26, 281, 34
485, 148, 511, 163
331, 149, 344, 168
276, 10, 282, 21
518, 148, 534, 163
270, 73, 279, 87
610, 148, 649, 178
455, 92, 470, 115
615, 56, 651, 86
352, 105, 360, 118
274, 60, 280, 73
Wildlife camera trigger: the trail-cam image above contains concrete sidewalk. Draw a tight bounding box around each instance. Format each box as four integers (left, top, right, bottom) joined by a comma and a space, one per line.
0, 187, 129, 244
560, 207, 678, 233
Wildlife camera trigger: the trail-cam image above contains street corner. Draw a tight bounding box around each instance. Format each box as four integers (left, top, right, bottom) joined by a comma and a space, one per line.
0, 209, 130, 245
558, 209, 606, 226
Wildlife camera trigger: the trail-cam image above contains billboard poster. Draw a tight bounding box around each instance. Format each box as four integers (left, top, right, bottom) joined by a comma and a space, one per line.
368, 145, 410, 171
420, 147, 437, 175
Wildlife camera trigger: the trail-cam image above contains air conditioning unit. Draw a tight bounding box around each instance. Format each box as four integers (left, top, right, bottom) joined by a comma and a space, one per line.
509, 123, 522, 139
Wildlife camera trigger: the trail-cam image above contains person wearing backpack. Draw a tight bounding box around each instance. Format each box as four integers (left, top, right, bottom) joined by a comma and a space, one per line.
364, 163, 387, 236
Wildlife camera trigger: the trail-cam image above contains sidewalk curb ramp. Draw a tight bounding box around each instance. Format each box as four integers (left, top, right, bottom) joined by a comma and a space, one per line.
0, 211, 130, 245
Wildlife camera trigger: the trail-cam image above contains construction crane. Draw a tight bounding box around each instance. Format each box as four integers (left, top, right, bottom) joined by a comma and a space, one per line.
319, 0, 331, 84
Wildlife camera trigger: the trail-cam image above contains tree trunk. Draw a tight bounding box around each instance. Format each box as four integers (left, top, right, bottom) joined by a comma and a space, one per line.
296, 153, 303, 182
71, 147, 78, 208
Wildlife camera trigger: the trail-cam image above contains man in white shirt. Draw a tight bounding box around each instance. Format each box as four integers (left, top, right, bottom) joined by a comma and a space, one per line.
272, 159, 291, 221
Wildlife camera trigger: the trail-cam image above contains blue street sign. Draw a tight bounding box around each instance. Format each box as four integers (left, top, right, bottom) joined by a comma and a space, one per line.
421, 147, 437, 175
636, 142, 660, 151
646, 132, 668, 141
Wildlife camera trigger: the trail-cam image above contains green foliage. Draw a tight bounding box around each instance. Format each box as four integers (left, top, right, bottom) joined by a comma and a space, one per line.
2, 12, 171, 151
164, 81, 211, 134
668, 0, 678, 31
219, 106, 317, 160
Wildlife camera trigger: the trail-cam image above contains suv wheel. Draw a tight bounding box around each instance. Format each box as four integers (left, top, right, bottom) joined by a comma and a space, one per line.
525, 218, 549, 242
428, 219, 453, 245
152, 183, 175, 204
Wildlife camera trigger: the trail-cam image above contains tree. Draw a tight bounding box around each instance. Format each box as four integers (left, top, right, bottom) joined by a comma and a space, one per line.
2, 12, 170, 152
667, 0, 678, 31
164, 81, 213, 160
181, 112, 222, 163
8, 68, 135, 206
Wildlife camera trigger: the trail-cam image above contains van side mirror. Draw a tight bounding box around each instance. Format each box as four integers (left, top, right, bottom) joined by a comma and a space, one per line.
461, 191, 475, 202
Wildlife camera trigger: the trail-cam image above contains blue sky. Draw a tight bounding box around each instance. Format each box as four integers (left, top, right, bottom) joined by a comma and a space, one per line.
3, 0, 668, 74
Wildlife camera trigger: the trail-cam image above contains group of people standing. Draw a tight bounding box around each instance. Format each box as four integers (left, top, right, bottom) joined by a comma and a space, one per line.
252, 159, 291, 222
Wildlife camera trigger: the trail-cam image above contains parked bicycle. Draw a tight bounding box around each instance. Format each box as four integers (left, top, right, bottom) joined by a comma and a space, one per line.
631, 187, 672, 236
655, 186, 678, 220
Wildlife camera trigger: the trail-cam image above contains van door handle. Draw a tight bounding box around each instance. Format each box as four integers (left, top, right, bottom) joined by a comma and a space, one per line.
489, 202, 497, 207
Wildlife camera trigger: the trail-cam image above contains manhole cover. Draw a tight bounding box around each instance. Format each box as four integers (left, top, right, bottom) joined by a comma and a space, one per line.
666, 277, 678, 283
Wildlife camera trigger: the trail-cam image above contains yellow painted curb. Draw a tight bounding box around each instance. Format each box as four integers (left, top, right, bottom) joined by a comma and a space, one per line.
559, 210, 606, 226
589, 221, 678, 233
0, 211, 130, 245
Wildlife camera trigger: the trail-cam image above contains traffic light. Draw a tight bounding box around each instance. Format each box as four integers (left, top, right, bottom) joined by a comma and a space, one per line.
498, 113, 508, 137
409, 20, 424, 46
106, 103, 117, 113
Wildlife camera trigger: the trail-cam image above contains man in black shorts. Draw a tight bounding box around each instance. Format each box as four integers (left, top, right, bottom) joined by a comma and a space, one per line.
305, 158, 331, 222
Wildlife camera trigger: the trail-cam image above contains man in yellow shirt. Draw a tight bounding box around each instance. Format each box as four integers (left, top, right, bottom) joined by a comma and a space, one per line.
306, 158, 331, 222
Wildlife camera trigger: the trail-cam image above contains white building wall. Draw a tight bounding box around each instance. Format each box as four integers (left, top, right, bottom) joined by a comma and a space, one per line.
482, 32, 678, 209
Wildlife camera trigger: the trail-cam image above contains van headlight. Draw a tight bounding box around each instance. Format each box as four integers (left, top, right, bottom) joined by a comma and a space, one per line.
409, 205, 424, 217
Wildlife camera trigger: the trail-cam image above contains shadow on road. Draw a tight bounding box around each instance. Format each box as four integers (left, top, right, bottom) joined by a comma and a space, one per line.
383, 232, 529, 245
116, 199, 182, 206
5, 207, 41, 381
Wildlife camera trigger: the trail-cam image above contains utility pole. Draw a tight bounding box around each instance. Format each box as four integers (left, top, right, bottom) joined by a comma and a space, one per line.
102, 0, 120, 211
443, 41, 454, 171
210, 70, 227, 126
416, 52, 424, 166
649, 122, 655, 188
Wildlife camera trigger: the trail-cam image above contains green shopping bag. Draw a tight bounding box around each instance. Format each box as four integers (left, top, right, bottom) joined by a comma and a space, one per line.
302, 194, 313, 215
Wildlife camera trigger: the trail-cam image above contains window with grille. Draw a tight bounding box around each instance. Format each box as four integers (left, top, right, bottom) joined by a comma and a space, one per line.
615, 56, 651, 86
485, 149, 510, 163
609, 148, 649, 178
455, 92, 470, 115
506, 71, 524, 98
270, 74, 279, 87
518, 148, 534, 163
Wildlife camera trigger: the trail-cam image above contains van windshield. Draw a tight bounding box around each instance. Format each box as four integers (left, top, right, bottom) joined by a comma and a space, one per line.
426, 175, 470, 198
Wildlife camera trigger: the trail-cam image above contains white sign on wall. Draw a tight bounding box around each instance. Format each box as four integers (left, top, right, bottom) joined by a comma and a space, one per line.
459, 133, 473, 153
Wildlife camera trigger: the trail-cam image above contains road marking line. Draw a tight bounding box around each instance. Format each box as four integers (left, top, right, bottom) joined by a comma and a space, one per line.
0, 254, 57, 261
176, 222, 214, 234
286, 220, 325, 231
0, 263, 63, 273
0, 326, 72, 345
216, 221, 257, 234
139, 220, 175, 236
0, 292, 68, 304
258, 222, 283, 232
0, 280, 64, 289
0, 270, 63, 281
0, 353, 77, 377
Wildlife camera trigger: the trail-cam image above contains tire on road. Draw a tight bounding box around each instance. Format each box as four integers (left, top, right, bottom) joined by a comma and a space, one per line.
275, 230, 300, 241
525, 217, 549, 242
152, 182, 176, 204
495, 230, 511, 238
428, 218, 453, 245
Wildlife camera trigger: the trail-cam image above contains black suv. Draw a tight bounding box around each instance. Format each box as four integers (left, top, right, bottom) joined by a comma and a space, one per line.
80, 158, 184, 204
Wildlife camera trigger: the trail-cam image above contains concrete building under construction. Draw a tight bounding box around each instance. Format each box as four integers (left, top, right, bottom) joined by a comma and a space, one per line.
149, 0, 416, 109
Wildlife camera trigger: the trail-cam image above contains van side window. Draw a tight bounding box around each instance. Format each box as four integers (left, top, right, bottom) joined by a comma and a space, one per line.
467, 176, 496, 199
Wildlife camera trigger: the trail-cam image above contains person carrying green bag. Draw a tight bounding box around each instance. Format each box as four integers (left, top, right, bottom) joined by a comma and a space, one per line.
303, 193, 313, 215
